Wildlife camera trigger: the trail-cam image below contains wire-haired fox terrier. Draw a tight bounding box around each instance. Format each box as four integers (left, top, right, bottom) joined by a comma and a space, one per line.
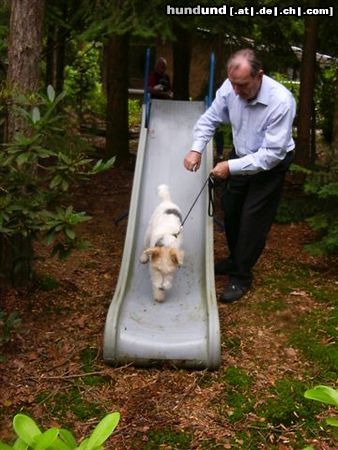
140, 184, 184, 302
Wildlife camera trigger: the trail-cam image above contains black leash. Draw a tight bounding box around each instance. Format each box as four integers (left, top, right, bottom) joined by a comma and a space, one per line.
181, 175, 214, 228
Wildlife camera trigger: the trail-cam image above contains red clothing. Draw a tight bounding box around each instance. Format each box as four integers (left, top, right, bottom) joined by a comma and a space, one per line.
148, 71, 171, 98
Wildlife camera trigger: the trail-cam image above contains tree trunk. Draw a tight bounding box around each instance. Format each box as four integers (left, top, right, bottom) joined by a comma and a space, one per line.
105, 34, 129, 165
45, 25, 67, 93
214, 33, 227, 90
172, 25, 191, 100
295, 3, 318, 166
332, 66, 338, 161
6, 0, 44, 142
2, 0, 44, 286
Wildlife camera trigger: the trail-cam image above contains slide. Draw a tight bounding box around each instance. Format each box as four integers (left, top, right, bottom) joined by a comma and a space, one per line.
103, 99, 221, 369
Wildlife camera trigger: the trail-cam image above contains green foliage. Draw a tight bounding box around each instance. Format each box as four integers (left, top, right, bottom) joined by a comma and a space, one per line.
0, 310, 21, 346
291, 164, 338, 255
271, 72, 300, 103
215, 367, 254, 423
128, 99, 141, 128
288, 291, 337, 379
257, 379, 321, 427
35, 274, 59, 291
0, 412, 120, 450
0, 85, 114, 282
303, 385, 338, 450
141, 428, 192, 450
64, 42, 103, 115
316, 65, 337, 143
44, 388, 104, 421
276, 194, 320, 224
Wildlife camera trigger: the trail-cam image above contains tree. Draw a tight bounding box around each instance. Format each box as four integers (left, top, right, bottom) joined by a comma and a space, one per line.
172, 23, 191, 100
332, 66, 338, 160
0, 0, 45, 286
5, 0, 45, 142
295, 2, 319, 166
105, 34, 129, 164
45, 0, 68, 93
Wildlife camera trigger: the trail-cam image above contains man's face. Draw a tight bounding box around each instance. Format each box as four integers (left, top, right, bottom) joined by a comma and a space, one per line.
228, 59, 263, 101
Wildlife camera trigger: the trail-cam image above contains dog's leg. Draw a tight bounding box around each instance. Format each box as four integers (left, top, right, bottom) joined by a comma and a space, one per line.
139, 223, 152, 263
153, 286, 165, 302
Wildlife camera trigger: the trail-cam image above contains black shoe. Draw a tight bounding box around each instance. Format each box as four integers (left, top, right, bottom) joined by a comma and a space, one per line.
214, 258, 235, 275
219, 283, 249, 303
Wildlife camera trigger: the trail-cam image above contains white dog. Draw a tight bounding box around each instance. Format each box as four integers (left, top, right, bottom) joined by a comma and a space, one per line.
140, 184, 184, 302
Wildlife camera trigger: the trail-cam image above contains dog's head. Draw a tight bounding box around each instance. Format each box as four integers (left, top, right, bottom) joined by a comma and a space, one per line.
145, 246, 184, 290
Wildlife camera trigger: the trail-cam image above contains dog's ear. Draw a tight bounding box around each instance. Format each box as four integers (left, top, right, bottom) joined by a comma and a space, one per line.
170, 249, 184, 266
145, 247, 161, 260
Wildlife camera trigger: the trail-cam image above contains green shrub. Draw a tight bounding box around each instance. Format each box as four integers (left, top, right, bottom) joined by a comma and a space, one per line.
64, 42, 102, 114
316, 65, 336, 143
0, 85, 114, 285
291, 164, 338, 255
302, 385, 338, 450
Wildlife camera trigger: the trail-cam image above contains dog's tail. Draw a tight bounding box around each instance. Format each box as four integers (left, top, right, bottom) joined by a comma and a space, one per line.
158, 184, 171, 202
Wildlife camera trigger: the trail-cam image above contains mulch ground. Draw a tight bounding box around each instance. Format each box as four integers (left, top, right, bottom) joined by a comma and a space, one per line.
0, 162, 337, 450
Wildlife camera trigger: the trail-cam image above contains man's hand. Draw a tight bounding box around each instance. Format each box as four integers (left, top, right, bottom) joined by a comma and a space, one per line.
184, 150, 202, 172
211, 161, 230, 178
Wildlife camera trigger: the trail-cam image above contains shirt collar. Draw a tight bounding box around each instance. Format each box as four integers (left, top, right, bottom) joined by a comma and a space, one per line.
247, 75, 269, 106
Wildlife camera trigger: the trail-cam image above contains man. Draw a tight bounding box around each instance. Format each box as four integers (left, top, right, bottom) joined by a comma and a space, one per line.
184, 48, 296, 303
148, 57, 173, 99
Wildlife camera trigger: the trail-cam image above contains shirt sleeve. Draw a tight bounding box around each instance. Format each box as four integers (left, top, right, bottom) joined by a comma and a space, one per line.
228, 97, 296, 175
191, 82, 230, 152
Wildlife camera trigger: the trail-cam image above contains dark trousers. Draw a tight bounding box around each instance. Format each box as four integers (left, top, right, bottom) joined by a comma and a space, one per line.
221, 150, 293, 287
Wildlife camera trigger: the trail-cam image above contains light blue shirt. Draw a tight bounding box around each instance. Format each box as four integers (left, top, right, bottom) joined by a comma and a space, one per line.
192, 75, 296, 174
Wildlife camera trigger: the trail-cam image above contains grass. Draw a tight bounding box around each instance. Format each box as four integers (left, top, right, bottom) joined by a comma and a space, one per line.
34, 273, 60, 291
213, 259, 338, 448
140, 428, 192, 450
288, 309, 338, 380
36, 387, 105, 421
222, 335, 241, 355
79, 346, 110, 386
214, 367, 254, 423
256, 379, 322, 427
263, 263, 312, 294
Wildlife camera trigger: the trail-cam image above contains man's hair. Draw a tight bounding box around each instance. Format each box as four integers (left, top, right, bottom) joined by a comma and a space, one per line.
227, 49, 263, 76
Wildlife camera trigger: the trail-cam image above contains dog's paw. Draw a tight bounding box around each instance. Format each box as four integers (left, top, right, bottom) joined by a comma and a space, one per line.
154, 288, 165, 302
139, 251, 148, 264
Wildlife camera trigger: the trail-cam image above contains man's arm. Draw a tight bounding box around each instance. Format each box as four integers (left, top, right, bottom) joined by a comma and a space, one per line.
184, 81, 230, 172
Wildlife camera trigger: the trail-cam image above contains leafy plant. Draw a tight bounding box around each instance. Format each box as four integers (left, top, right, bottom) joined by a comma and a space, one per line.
316, 65, 337, 143
0, 412, 120, 450
0, 85, 114, 284
64, 42, 102, 115
304, 385, 338, 427
290, 164, 338, 255
302, 385, 338, 450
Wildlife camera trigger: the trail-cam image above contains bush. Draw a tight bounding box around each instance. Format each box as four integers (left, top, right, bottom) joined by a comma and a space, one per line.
64, 42, 102, 115
316, 65, 336, 143
291, 164, 338, 256
0, 85, 114, 285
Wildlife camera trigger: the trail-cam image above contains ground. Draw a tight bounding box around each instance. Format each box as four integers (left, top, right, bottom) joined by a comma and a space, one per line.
0, 163, 337, 450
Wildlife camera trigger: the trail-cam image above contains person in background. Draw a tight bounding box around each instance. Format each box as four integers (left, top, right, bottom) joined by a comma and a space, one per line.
148, 57, 173, 99
184, 48, 296, 303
